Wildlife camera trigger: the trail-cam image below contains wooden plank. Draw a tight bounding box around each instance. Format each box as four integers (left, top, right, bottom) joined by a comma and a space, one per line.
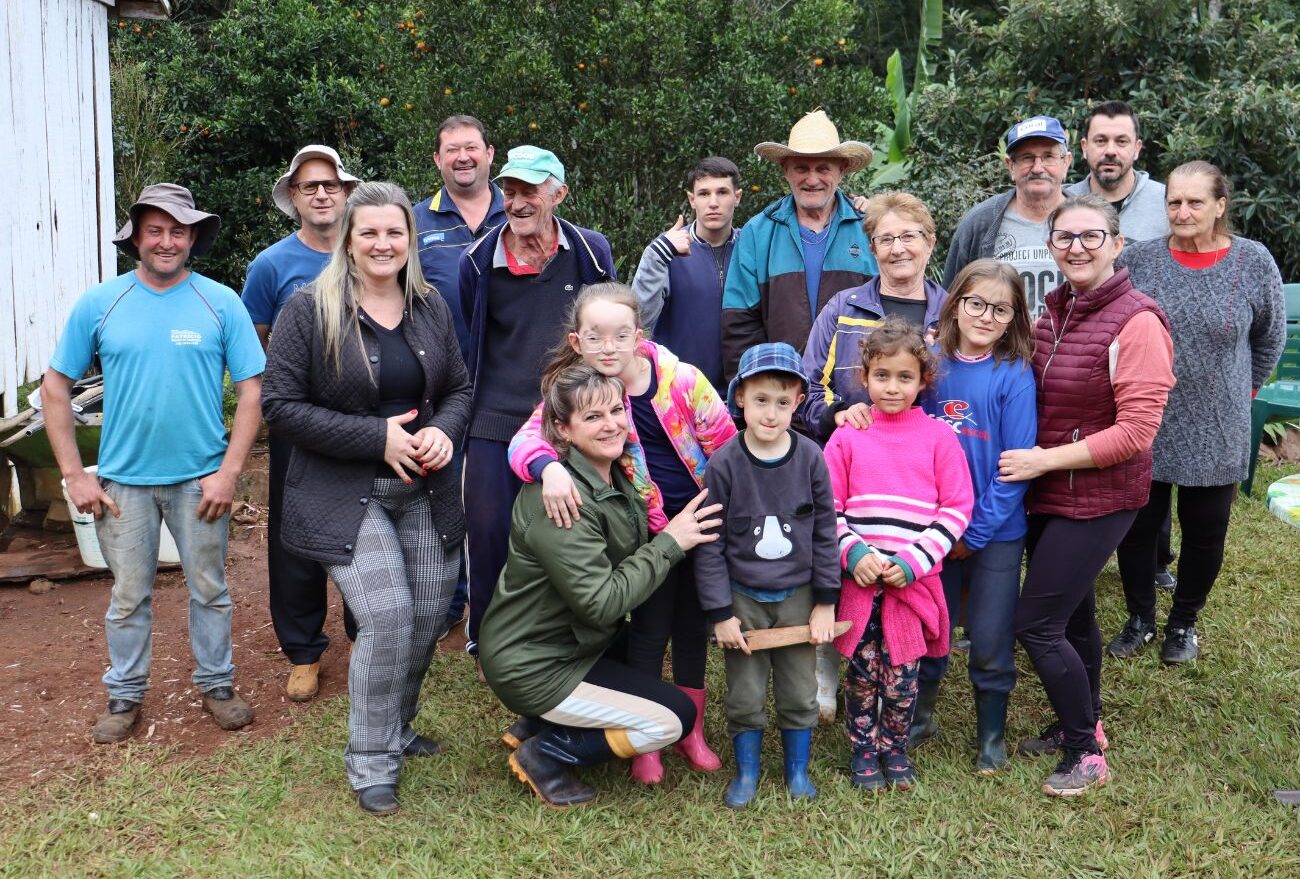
0, 1, 21, 416
0, 536, 100, 583
91, 2, 116, 283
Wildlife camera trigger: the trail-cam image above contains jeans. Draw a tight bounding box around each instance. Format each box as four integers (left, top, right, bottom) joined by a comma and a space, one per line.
96, 478, 235, 701
919, 537, 1024, 695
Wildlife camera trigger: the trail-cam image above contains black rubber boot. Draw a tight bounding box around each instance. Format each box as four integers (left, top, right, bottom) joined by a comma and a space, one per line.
973, 689, 1009, 775
907, 678, 941, 749
507, 726, 612, 808
501, 715, 543, 750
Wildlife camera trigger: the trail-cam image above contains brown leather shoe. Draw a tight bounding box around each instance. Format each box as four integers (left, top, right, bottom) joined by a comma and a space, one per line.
286, 662, 321, 702
92, 699, 141, 744
202, 686, 255, 730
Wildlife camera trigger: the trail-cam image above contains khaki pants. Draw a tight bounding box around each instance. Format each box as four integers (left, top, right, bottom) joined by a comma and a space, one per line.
723, 587, 818, 735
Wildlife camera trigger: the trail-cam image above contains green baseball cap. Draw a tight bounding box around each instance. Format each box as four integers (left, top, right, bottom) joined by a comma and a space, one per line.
494, 145, 566, 185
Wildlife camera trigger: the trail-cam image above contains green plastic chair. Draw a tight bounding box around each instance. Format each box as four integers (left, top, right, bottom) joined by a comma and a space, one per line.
1243, 283, 1300, 495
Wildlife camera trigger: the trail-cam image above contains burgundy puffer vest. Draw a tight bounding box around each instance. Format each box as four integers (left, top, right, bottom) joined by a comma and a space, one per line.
1030, 268, 1169, 519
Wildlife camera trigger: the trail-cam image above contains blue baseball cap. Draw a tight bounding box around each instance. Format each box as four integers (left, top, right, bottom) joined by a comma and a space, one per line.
726, 343, 809, 418
1005, 115, 1068, 152
494, 145, 566, 185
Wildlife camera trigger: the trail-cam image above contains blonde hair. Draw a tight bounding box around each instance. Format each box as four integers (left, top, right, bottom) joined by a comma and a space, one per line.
539, 282, 643, 396
312, 181, 428, 376
938, 259, 1035, 364
863, 191, 937, 240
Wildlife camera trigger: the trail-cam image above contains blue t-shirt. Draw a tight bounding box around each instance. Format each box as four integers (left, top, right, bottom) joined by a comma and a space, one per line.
926, 353, 1037, 549
240, 232, 331, 327
799, 224, 831, 319
49, 271, 267, 485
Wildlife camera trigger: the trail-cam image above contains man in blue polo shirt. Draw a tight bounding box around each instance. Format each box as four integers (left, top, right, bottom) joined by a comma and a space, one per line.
42, 184, 265, 744
632, 156, 742, 391
413, 115, 507, 643
242, 145, 358, 703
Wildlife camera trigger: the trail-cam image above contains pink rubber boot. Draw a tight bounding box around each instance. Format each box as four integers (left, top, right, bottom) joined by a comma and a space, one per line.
672, 685, 723, 772
629, 751, 664, 785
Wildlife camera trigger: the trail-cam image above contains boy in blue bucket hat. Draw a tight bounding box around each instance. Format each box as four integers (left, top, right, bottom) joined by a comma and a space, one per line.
693, 342, 841, 808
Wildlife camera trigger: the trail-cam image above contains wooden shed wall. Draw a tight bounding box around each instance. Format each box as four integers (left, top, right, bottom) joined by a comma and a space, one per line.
1, 0, 116, 416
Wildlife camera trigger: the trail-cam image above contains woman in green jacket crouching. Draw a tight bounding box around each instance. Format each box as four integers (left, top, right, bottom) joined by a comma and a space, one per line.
479, 364, 722, 808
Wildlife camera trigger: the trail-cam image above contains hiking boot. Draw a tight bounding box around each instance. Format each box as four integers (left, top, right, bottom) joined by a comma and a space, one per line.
202, 686, 254, 730
880, 749, 916, 790
1161, 625, 1199, 665
1105, 616, 1156, 658
501, 716, 543, 750
403, 734, 443, 757
849, 750, 886, 791
1154, 567, 1177, 591
1042, 747, 1109, 797
92, 699, 141, 744
1017, 721, 1064, 757
355, 784, 400, 816
507, 736, 597, 809
285, 662, 320, 702
908, 678, 941, 749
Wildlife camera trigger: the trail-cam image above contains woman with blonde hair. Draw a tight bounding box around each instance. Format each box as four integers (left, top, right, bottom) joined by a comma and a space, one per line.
263, 181, 471, 815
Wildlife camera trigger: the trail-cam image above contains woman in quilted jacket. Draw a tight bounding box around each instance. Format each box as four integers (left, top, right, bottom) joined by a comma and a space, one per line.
262, 181, 471, 816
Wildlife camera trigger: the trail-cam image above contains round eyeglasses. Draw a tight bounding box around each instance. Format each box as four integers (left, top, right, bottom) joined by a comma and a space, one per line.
577, 331, 637, 353
960, 296, 1016, 324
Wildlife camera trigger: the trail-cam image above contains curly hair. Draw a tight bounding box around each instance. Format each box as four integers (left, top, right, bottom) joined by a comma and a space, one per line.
858, 316, 938, 389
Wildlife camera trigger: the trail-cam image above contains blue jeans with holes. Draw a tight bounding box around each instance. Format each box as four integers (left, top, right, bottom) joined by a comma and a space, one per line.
95, 478, 235, 701
918, 537, 1024, 695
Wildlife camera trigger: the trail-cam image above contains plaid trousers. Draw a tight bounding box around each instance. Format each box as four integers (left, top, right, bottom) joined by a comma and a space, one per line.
326, 476, 457, 790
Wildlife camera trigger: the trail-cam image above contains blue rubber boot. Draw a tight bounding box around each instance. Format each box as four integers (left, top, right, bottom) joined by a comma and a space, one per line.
781, 728, 817, 800
724, 730, 763, 809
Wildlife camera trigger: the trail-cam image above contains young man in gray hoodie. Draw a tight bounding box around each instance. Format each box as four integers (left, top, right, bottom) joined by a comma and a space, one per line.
1066, 101, 1168, 243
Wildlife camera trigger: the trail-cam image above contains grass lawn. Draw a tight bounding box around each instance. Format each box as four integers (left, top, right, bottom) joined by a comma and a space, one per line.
3, 463, 1298, 879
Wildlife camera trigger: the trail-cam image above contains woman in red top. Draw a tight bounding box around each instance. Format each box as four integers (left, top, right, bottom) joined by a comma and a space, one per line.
998, 194, 1174, 798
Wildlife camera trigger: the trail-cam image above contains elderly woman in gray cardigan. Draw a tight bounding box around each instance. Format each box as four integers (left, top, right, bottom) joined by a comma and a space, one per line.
1109, 161, 1286, 665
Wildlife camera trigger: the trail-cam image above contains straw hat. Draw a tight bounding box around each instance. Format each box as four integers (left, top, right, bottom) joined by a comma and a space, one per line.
754, 110, 873, 173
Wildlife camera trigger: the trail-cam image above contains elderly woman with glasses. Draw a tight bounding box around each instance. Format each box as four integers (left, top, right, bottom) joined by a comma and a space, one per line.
997, 193, 1175, 798
800, 191, 949, 723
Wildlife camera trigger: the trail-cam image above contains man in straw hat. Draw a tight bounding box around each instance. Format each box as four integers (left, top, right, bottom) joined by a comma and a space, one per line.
721, 110, 878, 383
42, 183, 266, 744
242, 145, 359, 703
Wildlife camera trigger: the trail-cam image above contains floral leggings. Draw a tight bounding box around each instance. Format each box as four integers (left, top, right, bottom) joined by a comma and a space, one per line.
844, 593, 920, 755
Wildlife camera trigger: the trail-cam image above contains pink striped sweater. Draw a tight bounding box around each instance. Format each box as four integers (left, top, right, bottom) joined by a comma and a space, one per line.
824, 405, 974, 665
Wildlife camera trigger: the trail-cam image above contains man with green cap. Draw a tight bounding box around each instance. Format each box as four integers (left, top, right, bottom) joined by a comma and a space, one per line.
457, 145, 617, 663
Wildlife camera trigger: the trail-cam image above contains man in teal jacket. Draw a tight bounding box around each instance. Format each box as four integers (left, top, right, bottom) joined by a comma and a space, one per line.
721, 110, 878, 381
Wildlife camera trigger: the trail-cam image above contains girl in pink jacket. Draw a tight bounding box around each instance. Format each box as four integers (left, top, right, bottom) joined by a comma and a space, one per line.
507, 282, 736, 784
823, 317, 973, 791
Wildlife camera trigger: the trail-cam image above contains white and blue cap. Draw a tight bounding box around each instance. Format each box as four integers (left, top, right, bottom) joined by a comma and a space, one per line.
1005, 115, 1068, 152
726, 342, 809, 418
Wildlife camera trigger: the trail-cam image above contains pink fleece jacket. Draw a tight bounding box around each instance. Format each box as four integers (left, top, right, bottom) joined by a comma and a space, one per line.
824, 405, 974, 665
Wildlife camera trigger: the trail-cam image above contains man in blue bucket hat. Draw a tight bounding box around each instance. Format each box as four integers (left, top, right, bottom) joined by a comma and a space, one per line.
42, 183, 265, 744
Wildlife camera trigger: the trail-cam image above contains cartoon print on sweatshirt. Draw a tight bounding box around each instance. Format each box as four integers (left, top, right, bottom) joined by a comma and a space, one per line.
753, 514, 794, 560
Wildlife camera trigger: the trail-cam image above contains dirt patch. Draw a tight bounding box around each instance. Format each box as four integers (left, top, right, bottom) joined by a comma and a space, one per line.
0, 517, 470, 793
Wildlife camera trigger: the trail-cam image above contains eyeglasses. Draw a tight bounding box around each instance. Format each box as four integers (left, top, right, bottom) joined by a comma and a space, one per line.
870, 230, 927, 249
1010, 152, 1067, 169
1048, 229, 1110, 251
960, 296, 1016, 324
577, 331, 637, 352
291, 179, 344, 195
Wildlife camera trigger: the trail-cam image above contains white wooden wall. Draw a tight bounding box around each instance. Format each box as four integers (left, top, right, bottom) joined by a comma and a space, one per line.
0, 0, 117, 416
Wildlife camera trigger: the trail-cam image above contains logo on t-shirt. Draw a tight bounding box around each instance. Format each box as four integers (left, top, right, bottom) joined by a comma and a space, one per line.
422, 232, 445, 245
937, 399, 989, 441
170, 329, 202, 346
848, 243, 861, 259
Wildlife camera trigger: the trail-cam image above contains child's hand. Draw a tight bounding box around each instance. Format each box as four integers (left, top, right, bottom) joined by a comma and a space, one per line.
852, 552, 885, 587
541, 462, 582, 528
880, 561, 909, 588
714, 617, 751, 655
947, 538, 973, 561
808, 604, 837, 644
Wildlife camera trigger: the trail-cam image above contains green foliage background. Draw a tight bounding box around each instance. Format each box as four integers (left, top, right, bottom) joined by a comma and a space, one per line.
111, 0, 1300, 288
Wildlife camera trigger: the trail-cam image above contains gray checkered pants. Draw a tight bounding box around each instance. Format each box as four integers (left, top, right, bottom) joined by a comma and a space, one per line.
326, 476, 457, 790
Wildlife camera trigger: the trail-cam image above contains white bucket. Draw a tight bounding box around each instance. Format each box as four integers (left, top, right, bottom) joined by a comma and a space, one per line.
61, 466, 181, 569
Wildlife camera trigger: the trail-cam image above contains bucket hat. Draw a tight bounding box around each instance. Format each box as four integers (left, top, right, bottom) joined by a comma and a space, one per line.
112, 183, 221, 259
754, 110, 873, 173
271, 145, 360, 218
726, 342, 810, 418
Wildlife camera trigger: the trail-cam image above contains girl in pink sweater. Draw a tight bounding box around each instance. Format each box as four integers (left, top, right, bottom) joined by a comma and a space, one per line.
823, 317, 973, 791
